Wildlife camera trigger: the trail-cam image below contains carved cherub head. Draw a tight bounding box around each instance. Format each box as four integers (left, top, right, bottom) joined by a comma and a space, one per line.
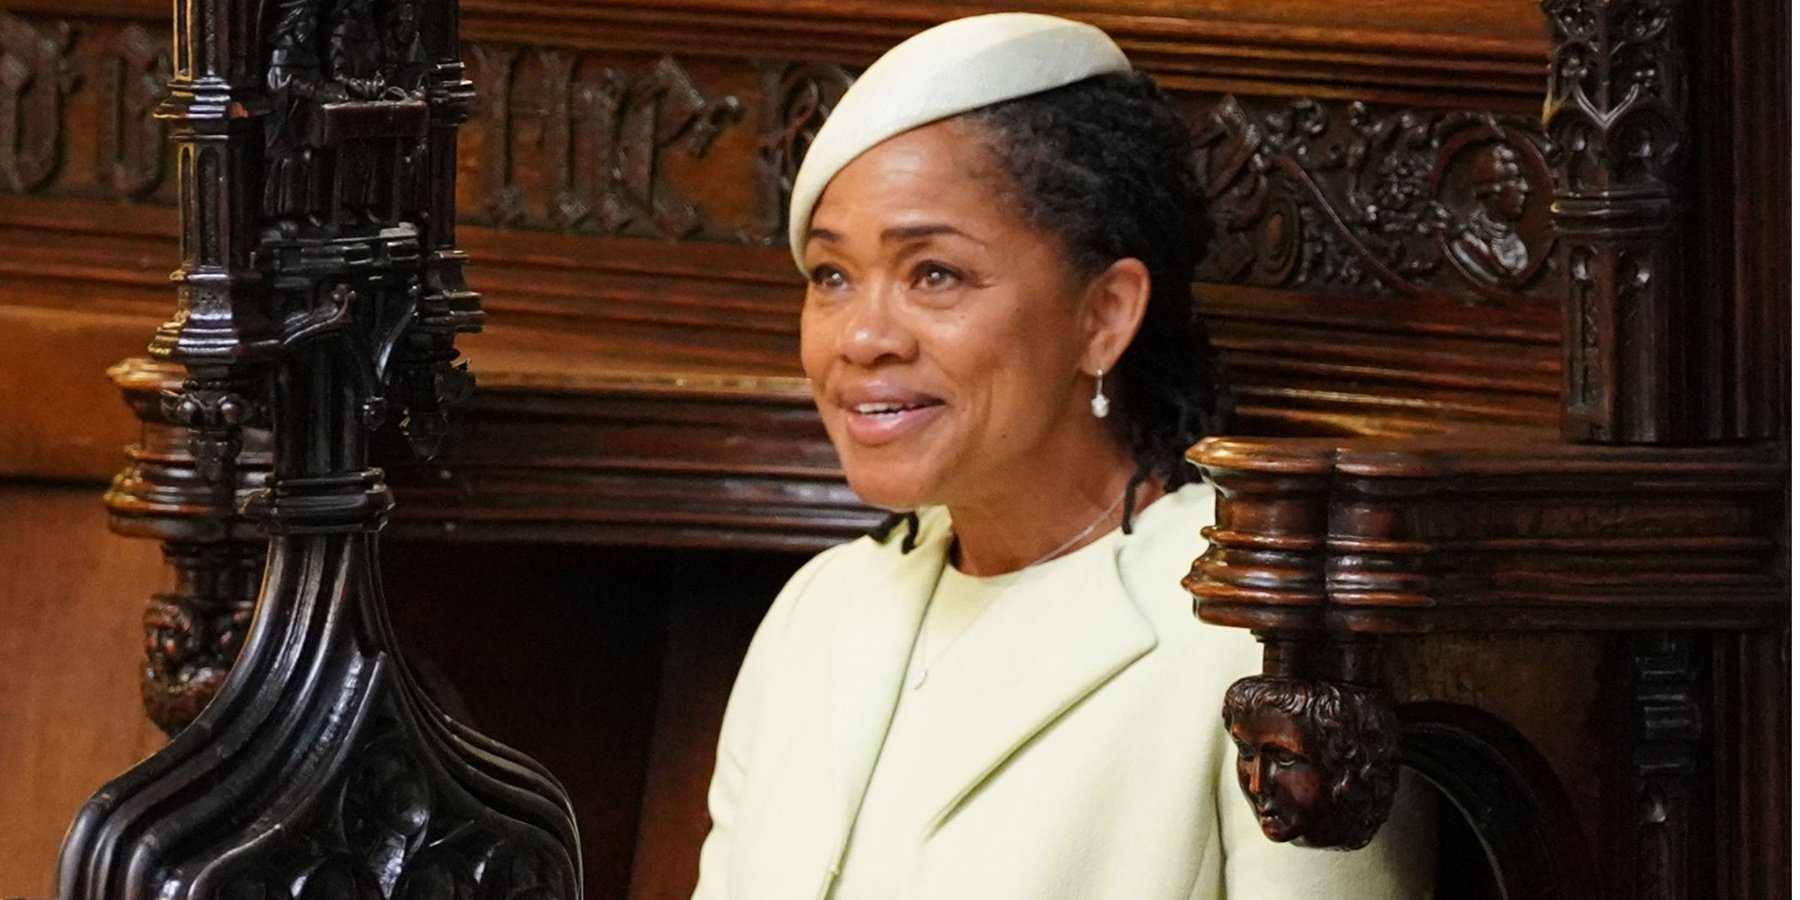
1222, 675, 1400, 850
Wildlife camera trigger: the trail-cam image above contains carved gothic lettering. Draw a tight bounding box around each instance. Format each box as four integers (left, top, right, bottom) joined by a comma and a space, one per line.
755, 61, 853, 244
0, 13, 76, 192
98, 23, 171, 198
468, 48, 742, 239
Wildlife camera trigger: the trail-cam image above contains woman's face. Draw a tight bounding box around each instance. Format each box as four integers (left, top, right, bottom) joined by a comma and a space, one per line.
799, 118, 1110, 512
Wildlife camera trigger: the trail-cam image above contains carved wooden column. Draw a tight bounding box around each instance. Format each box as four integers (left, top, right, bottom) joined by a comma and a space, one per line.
1542, 0, 1690, 442
55, 0, 582, 897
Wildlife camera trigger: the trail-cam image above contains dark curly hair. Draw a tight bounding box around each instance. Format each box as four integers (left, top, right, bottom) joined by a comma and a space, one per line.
867, 71, 1231, 546
967, 72, 1231, 497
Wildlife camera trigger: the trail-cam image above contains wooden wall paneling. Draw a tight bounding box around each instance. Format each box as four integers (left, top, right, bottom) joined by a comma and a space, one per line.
381, 370, 878, 552
0, 0, 1570, 489
1686, 0, 1790, 440
0, 483, 167, 899
0, 0, 1780, 897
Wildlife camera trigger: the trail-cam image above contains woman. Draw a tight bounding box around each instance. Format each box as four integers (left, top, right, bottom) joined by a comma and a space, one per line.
694, 13, 1432, 899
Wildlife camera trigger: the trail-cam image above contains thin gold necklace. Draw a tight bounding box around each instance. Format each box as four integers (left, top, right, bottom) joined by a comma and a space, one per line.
908, 491, 1127, 690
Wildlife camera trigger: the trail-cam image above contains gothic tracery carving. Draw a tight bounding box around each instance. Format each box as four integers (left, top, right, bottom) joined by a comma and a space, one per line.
1541, 0, 1689, 440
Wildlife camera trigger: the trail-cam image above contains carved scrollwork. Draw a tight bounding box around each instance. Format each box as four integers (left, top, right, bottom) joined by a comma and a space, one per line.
0, 11, 78, 192
1191, 94, 1555, 301
468, 47, 743, 238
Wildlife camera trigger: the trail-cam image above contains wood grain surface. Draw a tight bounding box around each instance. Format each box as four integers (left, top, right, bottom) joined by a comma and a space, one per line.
0, 484, 166, 898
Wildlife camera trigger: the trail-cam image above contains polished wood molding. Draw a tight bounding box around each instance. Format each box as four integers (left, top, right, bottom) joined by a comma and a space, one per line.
382, 361, 879, 552
1187, 435, 1786, 633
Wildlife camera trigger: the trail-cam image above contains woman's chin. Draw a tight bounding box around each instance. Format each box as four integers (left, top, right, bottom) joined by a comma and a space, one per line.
842, 470, 937, 514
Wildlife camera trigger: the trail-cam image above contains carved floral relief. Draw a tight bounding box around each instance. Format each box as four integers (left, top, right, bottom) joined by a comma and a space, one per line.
1190, 95, 1556, 301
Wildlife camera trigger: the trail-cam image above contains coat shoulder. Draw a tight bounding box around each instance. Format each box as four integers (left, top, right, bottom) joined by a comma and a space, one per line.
1116, 481, 1262, 682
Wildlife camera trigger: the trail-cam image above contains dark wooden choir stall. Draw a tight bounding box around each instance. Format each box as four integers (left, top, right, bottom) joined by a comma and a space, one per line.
0, 0, 1784, 898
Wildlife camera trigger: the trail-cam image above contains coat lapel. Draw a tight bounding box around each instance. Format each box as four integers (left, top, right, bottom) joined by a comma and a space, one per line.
826, 513, 951, 836
910, 536, 1157, 833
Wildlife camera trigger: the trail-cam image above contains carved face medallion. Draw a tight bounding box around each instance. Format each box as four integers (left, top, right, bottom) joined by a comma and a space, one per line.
1229, 709, 1325, 843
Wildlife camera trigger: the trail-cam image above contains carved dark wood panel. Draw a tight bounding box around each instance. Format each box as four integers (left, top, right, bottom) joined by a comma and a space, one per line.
1188, 95, 1557, 301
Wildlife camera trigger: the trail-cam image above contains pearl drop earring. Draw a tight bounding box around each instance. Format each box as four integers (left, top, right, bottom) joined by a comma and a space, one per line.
1091, 369, 1110, 419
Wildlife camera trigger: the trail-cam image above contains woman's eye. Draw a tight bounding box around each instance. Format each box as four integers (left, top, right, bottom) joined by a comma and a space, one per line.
912, 262, 962, 290
808, 265, 848, 290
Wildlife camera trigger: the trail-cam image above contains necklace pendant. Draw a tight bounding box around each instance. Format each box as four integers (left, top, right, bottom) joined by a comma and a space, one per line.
909, 667, 927, 689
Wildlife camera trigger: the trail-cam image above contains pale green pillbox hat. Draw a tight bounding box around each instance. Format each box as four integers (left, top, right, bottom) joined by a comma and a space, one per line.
785, 12, 1131, 273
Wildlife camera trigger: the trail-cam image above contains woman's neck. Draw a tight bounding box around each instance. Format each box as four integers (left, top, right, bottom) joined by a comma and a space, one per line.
947, 454, 1164, 577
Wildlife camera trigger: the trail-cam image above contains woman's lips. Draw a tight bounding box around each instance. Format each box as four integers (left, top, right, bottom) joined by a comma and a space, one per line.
841, 400, 945, 447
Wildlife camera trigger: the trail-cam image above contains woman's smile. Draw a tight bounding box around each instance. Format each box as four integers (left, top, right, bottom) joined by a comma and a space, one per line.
839, 388, 948, 447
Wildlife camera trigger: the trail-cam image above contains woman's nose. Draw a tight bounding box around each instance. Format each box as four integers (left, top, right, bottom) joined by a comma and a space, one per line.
839, 285, 913, 367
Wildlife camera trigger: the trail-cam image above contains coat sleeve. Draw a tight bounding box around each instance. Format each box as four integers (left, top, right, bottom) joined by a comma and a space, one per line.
691, 545, 842, 900
1214, 736, 1438, 899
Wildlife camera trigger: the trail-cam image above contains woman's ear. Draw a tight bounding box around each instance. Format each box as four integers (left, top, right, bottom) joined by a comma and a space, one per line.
1081, 257, 1153, 374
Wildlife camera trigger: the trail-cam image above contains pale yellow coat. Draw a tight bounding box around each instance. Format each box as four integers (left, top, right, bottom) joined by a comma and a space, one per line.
693, 483, 1434, 899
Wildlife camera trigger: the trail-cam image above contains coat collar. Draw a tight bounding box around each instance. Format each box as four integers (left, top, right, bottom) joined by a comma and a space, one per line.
824, 507, 1158, 839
